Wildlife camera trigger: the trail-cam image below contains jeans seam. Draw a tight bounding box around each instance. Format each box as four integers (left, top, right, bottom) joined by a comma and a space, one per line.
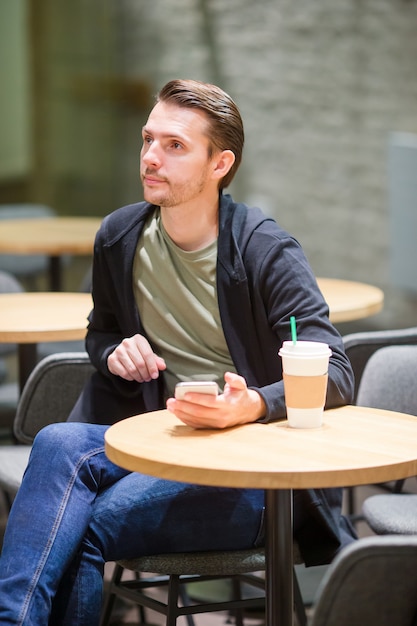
17, 446, 105, 625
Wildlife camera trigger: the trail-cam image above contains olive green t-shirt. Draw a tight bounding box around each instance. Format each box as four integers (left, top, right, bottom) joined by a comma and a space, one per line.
133, 210, 236, 398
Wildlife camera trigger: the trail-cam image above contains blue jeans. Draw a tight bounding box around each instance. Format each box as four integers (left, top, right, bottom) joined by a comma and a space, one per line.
0, 422, 265, 625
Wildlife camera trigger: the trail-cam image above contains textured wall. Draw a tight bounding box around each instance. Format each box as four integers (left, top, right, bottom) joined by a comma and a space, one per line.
120, 0, 417, 330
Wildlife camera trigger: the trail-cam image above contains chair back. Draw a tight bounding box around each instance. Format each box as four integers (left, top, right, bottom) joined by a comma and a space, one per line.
356, 345, 417, 416
343, 326, 417, 401
311, 535, 417, 626
14, 352, 95, 444
0, 269, 24, 357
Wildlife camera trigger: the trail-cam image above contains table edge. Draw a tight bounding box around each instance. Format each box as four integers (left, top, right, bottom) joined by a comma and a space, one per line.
104, 406, 417, 490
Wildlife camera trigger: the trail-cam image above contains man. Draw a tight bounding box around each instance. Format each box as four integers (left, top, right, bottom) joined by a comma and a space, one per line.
0, 79, 356, 625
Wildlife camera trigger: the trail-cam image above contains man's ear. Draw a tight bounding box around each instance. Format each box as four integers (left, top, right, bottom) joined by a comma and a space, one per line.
212, 150, 235, 181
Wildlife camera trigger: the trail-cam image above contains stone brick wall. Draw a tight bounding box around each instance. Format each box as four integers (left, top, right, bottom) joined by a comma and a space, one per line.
120, 0, 417, 331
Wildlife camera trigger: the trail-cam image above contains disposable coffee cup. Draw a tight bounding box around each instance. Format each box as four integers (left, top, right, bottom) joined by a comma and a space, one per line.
279, 341, 332, 428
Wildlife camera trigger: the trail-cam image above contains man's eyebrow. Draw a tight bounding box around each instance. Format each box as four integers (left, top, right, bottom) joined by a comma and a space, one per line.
141, 125, 188, 142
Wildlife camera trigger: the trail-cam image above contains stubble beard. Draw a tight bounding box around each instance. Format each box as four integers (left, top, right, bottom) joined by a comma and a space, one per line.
142, 169, 209, 209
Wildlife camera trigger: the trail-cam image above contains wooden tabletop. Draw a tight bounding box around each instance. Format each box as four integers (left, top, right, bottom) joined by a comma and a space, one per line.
317, 277, 384, 323
0, 292, 92, 342
105, 406, 417, 490
0, 216, 101, 255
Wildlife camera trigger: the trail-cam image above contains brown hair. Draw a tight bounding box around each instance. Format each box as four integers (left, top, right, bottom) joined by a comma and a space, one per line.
157, 79, 244, 189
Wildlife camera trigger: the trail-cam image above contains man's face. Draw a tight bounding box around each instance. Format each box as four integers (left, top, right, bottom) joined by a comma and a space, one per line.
140, 101, 217, 209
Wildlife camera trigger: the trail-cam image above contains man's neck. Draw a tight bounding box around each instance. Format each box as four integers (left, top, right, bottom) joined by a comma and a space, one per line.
160, 199, 219, 251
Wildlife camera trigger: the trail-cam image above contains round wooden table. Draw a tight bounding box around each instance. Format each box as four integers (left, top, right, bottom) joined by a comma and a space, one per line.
105, 405, 417, 626
0, 292, 92, 391
317, 277, 384, 323
0, 216, 101, 290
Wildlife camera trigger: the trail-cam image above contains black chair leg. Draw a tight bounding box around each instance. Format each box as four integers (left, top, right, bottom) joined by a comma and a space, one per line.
100, 566, 305, 626
178, 581, 196, 626
230, 576, 244, 626
166, 575, 182, 626
134, 571, 147, 624
100, 564, 124, 626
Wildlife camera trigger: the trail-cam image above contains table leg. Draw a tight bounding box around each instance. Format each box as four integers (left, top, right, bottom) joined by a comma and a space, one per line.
265, 488, 294, 626
49, 255, 62, 291
18, 343, 37, 394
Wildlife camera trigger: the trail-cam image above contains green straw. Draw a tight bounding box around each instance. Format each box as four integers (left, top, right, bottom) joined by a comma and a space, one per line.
290, 316, 297, 345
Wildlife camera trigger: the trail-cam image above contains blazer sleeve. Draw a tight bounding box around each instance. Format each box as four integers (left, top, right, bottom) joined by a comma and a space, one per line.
85, 226, 124, 375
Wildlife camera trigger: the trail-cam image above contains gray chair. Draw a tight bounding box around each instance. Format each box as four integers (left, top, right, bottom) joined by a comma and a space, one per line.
343, 326, 417, 402
0, 352, 94, 504
0, 269, 24, 356
356, 344, 417, 417
309, 535, 417, 626
343, 326, 417, 404
342, 328, 417, 518
357, 345, 417, 536
362, 494, 417, 535
0, 378, 19, 442
0, 204, 56, 288
0, 359, 7, 385
100, 545, 306, 626
356, 344, 417, 491
0, 270, 24, 438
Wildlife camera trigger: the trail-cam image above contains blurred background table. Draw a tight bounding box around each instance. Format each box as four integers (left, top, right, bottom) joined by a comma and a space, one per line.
317, 277, 384, 323
0, 216, 101, 291
0, 292, 92, 392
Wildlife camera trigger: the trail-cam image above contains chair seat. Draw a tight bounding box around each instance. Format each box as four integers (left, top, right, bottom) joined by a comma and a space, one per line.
362, 494, 417, 535
119, 549, 265, 577
118, 543, 302, 576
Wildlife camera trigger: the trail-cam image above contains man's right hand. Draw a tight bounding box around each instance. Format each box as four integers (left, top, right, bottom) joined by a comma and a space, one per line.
107, 334, 166, 382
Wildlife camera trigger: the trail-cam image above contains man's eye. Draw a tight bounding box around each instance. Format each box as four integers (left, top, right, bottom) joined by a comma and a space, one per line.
143, 136, 152, 145
172, 142, 182, 150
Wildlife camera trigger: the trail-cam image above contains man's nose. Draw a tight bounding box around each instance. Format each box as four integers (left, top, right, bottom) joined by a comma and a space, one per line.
142, 142, 162, 168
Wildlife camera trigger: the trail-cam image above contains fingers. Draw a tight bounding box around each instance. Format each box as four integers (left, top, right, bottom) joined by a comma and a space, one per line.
107, 334, 166, 382
166, 396, 225, 429
167, 372, 264, 428
223, 371, 247, 392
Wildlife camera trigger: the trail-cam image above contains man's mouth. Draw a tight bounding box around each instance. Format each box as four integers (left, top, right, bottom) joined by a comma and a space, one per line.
144, 175, 166, 186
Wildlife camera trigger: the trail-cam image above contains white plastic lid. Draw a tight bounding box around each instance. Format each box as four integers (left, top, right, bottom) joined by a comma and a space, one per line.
279, 340, 332, 358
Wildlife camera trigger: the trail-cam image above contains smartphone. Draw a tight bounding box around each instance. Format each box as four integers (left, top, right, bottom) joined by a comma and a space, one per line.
175, 381, 219, 400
